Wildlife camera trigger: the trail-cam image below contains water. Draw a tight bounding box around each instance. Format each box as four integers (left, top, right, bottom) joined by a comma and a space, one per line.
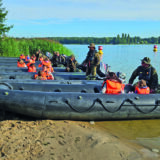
65, 44, 160, 83
65, 44, 160, 153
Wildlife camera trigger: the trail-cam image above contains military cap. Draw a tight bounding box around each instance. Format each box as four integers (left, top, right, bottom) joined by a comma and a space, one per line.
141, 57, 151, 64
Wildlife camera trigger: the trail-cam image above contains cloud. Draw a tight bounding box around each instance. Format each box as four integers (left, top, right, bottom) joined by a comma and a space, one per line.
4, 0, 160, 21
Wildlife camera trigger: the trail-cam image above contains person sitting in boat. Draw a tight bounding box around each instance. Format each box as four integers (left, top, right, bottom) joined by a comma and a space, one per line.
17, 59, 27, 68
101, 72, 125, 94
42, 65, 54, 80
39, 55, 44, 62
66, 54, 79, 72
81, 43, 101, 80
128, 57, 158, 93
19, 54, 25, 60
135, 79, 150, 94
40, 57, 54, 72
51, 51, 60, 67
25, 55, 30, 61
34, 71, 47, 80
31, 54, 36, 61
28, 63, 37, 72
27, 59, 35, 68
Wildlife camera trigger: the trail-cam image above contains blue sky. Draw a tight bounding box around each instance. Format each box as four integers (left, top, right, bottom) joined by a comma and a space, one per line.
3, 0, 160, 38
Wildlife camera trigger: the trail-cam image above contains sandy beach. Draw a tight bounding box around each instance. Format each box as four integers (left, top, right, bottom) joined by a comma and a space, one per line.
0, 113, 159, 160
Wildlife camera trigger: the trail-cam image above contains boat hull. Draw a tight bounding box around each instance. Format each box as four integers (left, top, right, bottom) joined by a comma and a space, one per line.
0, 82, 101, 93
0, 90, 160, 120
0, 72, 86, 80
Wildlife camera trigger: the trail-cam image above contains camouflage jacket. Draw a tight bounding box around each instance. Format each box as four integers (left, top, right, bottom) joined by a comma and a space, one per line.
129, 65, 158, 90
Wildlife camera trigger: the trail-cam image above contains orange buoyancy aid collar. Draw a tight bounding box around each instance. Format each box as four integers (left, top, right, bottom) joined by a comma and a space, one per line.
105, 80, 124, 94
28, 66, 36, 72
135, 86, 150, 94
17, 62, 27, 68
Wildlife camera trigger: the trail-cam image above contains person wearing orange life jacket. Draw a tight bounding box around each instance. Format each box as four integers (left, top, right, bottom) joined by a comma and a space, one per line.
25, 55, 30, 61
31, 54, 36, 61
102, 72, 125, 94
42, 65, 54, 80
27, 59, 35, 68
41, 57, 54, 72
19, 54, 25, 59
135, 79, 150, 94
39, 56, 44, 62
28, 63, 37, 72
34, 71, 47, 80
17, 59, 27, 68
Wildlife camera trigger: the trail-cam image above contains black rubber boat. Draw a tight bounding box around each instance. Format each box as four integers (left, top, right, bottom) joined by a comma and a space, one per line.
0, 67, 67, 72
0, 79, 103, 84
0, 89, 160, 120
0, 82, 101, 93
0, 72, 86, 80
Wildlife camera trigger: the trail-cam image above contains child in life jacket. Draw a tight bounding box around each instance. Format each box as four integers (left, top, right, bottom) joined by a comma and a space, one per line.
19, 54, 25, 60
42, 65, 54, 80
102, 72, 125, 94
17, 59, 27, 68
135, 79, 150, 94
25, 55, 30, 61
34, 71, 47, 80
28, 63, 37, 72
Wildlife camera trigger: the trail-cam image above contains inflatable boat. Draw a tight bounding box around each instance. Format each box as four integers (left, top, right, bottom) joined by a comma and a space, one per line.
0, 82, 101, 93
0, 89, 160, 120
0, 67, 67, 73
0, 72, 86, 80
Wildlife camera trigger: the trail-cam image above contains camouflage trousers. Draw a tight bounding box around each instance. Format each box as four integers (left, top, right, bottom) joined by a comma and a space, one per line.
86, 65, 97, 80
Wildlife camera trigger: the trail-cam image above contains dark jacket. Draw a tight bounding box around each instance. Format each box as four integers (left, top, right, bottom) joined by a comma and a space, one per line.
129, 65, 158, 90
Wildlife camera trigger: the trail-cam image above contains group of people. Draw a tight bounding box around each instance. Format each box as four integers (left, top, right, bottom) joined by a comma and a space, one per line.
81, 43, 158, 95
17, 44, 159, 95
17, 53, 54, 80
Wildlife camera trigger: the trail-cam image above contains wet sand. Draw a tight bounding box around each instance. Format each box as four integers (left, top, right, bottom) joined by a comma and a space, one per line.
0, 113, 160, 160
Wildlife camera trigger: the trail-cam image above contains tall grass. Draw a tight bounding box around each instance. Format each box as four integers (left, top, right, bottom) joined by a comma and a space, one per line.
0, 38, 73, 57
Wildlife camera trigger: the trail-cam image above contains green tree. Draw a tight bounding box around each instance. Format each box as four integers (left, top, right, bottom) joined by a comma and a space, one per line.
0, 0, 13, 37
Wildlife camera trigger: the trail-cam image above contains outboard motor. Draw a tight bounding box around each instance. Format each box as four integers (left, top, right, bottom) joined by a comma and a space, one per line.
116, 72, 126, 83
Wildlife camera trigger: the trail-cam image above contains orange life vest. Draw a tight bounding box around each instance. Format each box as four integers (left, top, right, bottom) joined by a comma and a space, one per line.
135, 86, 150, 94
34, 74, 47, 80
28, 66, 37, 72
42, 71, 54, 80
39, 57, 43, 62
17, 62, 27, 68
25, 56, 30, 61
20, 55, 25, 59
103, 80, 124, 94
31, 56, 36, 61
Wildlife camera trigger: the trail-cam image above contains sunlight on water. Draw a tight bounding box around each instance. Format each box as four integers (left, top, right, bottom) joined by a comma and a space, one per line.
95, 120, 160, 150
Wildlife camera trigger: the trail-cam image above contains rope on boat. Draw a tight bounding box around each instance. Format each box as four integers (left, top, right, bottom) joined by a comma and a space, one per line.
64, 98, 159, 114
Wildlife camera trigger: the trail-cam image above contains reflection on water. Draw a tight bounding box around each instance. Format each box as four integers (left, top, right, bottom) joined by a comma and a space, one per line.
96, 120, 160, 150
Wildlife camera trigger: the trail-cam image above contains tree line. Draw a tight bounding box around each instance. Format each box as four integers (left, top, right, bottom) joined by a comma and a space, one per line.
48, 34, 160, 44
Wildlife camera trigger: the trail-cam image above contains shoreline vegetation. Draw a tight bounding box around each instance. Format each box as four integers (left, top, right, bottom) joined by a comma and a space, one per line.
0, 38, 73, 57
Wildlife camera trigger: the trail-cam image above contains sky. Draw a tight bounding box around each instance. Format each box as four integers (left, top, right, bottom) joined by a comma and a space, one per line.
3, 0, 160, 38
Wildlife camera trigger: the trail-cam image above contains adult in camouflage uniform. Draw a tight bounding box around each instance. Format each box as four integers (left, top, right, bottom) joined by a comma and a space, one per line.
128, 57, 158, 93
51, 51, 65, 67
66, 55, 79, 72
82, 43, 101, 80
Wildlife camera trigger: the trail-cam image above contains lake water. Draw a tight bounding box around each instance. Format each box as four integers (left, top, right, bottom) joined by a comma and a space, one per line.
65, 44, 160, 82
65, 44, 160, 154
